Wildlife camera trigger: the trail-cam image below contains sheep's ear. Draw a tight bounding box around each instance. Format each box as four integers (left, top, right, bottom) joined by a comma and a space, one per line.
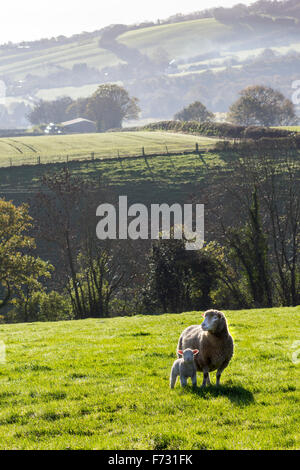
178, 350, 183, 356
193, 349, 199, 356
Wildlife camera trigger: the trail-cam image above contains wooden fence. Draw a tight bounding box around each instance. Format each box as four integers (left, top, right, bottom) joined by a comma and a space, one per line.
0, 142, 213, 169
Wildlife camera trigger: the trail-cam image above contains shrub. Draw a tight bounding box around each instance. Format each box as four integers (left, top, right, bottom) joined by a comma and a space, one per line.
9, 291, 73, 323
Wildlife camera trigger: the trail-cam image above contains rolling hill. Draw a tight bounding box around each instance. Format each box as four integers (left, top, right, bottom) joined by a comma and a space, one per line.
0, 18, 231, 80
0, 131, 216, 167
118, 18, 233, 59
0, 307, 299, 449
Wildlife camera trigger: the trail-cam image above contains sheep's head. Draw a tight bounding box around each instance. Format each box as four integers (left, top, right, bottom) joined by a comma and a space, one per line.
201, 309, 227, 335
178, 348, 199, 363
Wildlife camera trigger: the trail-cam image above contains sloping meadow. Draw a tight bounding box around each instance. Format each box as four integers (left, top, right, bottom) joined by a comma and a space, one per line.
0, 307, 299, 449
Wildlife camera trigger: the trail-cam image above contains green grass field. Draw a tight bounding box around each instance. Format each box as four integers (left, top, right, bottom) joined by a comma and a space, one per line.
0, 131, 216, 167
0, 40, 123, 79
277, 126, 300, 132
0, 148, 224, 208
0, 307, 299, 450
118, 18, 232, 58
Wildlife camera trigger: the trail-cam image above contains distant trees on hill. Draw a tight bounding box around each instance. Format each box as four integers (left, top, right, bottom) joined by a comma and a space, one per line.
27, 85, 140, 131
174, 101, 214, 123
227, 85, 298, 127
27, 97, 73, 126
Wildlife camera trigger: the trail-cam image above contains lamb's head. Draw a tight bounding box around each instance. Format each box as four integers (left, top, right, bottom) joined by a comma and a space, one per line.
201, 309, 228, 336
178, 348, 199, 363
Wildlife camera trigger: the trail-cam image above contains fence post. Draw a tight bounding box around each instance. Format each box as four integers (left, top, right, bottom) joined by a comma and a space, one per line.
195, 142, 199, 153
142, 147, 145, 156
37, 156, 41, 165
66, 155, 69, 163
10, 158, 12, 167
91, 152, 95, 161
165, 145, 169, 155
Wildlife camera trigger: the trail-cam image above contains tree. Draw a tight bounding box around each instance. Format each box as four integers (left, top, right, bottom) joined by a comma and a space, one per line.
27, 96, 74, 125
86, 84, 140, 131
65, 97, 89, 120
35, 168, 139, 319
228, 85, 298, 127
203, 138, 300, 307
143, 238, 228, 313
174, 101, 214, 123
225, 188, 273, 307
0, 199, 52, 313
143, 238, 192, 313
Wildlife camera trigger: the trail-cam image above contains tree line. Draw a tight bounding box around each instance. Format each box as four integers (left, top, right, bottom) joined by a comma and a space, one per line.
28, 84, 298, 134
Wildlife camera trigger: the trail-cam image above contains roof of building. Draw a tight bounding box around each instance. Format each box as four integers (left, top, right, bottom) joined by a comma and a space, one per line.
60, 118, 96, 126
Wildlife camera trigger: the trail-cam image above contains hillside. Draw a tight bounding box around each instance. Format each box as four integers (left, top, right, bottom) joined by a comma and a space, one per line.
1, 1, 300, 128
0, 19, 232, 80
0, 131, 216, 167
118, 18, 232, 58
0, 307, 299, 449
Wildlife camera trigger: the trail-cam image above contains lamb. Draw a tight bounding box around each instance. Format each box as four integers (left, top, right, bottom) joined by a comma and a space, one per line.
170, 348, 199, 388
177, 310, 234, 387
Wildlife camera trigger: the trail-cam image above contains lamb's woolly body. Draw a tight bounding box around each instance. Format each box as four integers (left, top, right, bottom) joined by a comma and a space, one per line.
170, 349, 197, 388
177, 310, 234, 386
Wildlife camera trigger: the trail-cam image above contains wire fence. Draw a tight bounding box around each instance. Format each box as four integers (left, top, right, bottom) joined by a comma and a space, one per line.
0, 142, 215, 169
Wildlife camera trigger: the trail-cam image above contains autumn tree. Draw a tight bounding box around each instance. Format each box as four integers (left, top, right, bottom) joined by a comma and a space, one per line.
0, 199, 52, 313
27, 96, 74, 125
86, 84, 140, 131
174, 101, 214, 123
228, 85, 297, 127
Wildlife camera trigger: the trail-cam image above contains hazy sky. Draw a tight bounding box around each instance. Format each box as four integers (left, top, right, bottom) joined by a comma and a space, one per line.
1, 0, 254, 44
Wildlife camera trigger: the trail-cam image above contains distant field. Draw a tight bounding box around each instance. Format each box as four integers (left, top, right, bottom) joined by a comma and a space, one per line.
118, 18, 232, 58
277, 126, 300, 132
0, 19, 231, 80
0, 307, 299, 449
35, 84, 102, 101
0, 40, 123, 79
0, 131, 217, 167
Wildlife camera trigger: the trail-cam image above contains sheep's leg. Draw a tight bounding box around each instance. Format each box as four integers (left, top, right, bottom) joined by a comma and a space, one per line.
216, 361, 229, 386
216, 368, 224, 386
201, 368, 210, 387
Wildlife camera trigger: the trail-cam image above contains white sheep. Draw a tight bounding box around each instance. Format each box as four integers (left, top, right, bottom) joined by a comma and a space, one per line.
170, 348, 199, 388
177, 310, 234, 387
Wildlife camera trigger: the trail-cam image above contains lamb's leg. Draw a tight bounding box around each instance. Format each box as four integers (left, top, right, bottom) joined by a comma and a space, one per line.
191, 372, 197, 388
201, 368, 210, 387
170, 368, 178, 389
180, 375, 187, 387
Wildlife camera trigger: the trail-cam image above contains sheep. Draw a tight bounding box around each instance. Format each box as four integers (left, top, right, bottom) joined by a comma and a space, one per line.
177, 310, 234, 387
170, 348, 199, 388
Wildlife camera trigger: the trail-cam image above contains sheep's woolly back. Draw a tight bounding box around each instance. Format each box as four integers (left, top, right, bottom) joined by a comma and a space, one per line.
177, 310, 234, 373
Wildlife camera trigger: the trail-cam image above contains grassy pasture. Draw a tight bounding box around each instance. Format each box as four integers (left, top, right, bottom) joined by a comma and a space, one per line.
0, 307, 299, 449
0, 40, 122, 79
0, 18, 231, 80
118, 18, 232, 58
0, 149, 223, 207
277, 126, 300, 132
0, 131, 216, 167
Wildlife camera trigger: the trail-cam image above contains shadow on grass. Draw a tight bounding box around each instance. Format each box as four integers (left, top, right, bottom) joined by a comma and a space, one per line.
190, 384, 254, 406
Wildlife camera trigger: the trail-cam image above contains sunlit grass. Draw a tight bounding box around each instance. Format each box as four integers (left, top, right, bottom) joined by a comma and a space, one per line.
0, 131, 216, 167
0, 307, 299, 449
